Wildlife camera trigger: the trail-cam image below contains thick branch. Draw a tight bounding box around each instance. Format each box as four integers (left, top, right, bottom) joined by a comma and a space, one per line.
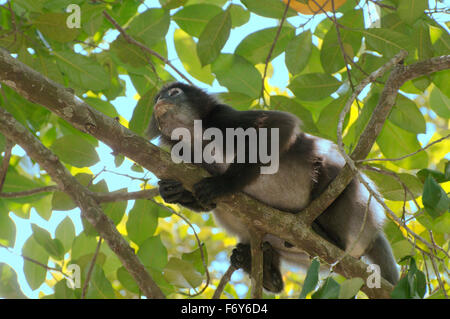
2, 48, 448, 298
0, 106, 165, 299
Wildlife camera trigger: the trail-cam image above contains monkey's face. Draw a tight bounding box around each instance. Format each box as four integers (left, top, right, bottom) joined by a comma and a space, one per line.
152, 85, 201, 139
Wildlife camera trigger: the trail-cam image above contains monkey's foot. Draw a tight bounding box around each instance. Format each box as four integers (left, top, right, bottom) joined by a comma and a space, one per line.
158, 179, 186, 203
193, 176, 227, 208
262, 242, 284, 293
230, 243, 251, 271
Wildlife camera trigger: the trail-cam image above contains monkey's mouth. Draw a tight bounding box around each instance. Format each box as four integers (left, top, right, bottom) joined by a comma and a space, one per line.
154, 100, 175, 119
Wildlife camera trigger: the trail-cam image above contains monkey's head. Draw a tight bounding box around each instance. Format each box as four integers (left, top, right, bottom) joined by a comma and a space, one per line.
146, 82, 217, 141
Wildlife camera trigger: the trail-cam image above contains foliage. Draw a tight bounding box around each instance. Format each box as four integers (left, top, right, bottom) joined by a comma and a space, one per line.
0, 0, 448, 299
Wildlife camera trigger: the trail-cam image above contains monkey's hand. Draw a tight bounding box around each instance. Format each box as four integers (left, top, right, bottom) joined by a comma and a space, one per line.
158, 179, 215, 211
193, 176, 228, 208
158, 179, 187, 204
230, 243, 251, 272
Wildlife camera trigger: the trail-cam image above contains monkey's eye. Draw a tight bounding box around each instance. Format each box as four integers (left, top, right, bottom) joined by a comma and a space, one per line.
168, 87, 183, 97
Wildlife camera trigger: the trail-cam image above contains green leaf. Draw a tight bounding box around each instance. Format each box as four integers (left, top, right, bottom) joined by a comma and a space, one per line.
54, 51, 110, 92
0, 263, 27, 299
376, 121, 428, 169
241, 0, 297, 19
22, 235, 49, 290
117, 266, 139, 294
163, 257, 203, 289
364, 171, 423, 201
338, 278, 364, 299
129, 89, 157, 136
388, 95, 426, 134
391, 276, 411, 298
85, 265, 116, 299
417, 168, 448, 183
392, 240, 415, 261
137, 236, 168, 272
83, 97, 119, 118
197, 10, 231, 66
363, 28, 411, 57
128, 8, 170, 46
33, 195, 53, 221
174, 29, 214, 85
31, 224, 64, 259
51, 191, 76, 211
53, 280, 75, 299
182, 246, 208, 275
316, 96, 350, 141
80, 3, 105, 36
173, 4, 222, 37
217, 92, 255, 110
235, 26, 295, 65
50, 135, 99, 168
55, 216, 76, 253
2, 171, 46, 203
35, 12, 79, 43
212, 54, 262, 99
285, 30, 312, 75
159, 0, 187, 9
229, 4, 250, 28
299, 258, 320, 298
311, 277, 340, 299
289, 73, 341, 101
412, 21, 433, 61
102, 199, 126, 226
397, 0, 427, 25
429, 86, 450, 118
429, 25, 450, 56
126, 200, 159, 246
417, 212, 450, 235
71, 232, 98, 261
422, 175, 449, 219
0, 206, 15, 248
320, 10, 364, 74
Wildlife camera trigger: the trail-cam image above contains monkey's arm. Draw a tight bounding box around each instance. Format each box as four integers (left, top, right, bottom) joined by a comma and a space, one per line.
158, 179, 215, 211
193, 109, 300, 206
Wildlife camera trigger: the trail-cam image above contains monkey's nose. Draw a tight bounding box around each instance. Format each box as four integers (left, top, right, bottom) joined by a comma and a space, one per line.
154, 100, 172, 118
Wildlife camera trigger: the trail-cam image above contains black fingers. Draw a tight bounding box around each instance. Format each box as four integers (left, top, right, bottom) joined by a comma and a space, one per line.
192, 176, 226, 208
230, 243, 251, 273
158, 179, 215, 212
158, 179, 186, 203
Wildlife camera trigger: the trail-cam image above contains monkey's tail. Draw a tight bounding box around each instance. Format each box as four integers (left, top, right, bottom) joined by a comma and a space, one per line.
364, 232, 399, 286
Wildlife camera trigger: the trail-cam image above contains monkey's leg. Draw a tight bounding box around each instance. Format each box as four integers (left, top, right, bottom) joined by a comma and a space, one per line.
158, 179, 215, 211
230, 242, 284, 293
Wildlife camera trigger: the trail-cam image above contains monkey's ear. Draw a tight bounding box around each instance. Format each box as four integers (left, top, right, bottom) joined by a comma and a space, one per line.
145, 115, 160, 139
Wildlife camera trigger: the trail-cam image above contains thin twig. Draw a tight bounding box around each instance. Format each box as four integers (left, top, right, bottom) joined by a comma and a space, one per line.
81, 237, 103, 299
0, 243, 71, 279
358, 134, 450, 163
0, 185, 58, 198
150, 198, 210, 297
102, 11, 193, 85
329, 194, 371, 274
367, 0, 396, 10
212, 265, 237, 299
260, 0, 291, 105
94, 188, 160, 203
0, 138, 13, 193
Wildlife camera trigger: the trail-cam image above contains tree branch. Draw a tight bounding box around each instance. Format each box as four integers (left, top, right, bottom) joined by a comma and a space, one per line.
0, 105, 165, 299
1, 47, 448, 298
